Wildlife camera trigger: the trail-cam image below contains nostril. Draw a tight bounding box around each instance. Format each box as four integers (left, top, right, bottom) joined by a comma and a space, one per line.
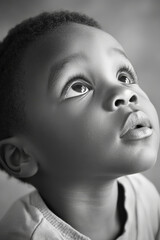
115, 99, 125, 107
129, 95, 137, 103
114, 94, 138, 107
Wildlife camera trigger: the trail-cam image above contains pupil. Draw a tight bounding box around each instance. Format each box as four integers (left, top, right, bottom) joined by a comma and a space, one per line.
121, 76, 128, 83
72, 84, 86, 93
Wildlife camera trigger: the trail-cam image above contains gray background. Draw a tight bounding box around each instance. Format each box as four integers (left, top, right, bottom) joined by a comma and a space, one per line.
0, 0, 160, 219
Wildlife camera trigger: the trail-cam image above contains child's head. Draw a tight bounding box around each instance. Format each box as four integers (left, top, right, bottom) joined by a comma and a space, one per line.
0, 11, 159, 187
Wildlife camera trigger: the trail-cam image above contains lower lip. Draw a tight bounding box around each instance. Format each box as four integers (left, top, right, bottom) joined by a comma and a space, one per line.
120, 127, 153, 141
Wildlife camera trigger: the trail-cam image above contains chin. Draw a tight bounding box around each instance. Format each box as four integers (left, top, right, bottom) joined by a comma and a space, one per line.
124, 149, 158, 175
111, 146, 158, 177
118, 131, 159, 175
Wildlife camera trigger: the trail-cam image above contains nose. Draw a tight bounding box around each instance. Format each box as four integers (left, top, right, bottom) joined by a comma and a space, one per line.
104, 87, 138, 111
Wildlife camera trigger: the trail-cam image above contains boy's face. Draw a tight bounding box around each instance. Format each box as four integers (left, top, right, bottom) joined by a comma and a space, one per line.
22, 23, 159, 182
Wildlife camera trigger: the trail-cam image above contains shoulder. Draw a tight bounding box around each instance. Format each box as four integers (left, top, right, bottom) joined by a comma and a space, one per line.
0, 190, 43, 240
0, 190, 73, 240
120, 173, 160, 201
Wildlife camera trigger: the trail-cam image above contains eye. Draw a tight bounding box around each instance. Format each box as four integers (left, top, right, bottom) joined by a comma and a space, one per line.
118, 72, 134, 84
117, 66, 138, 85
63, 74, 92, 99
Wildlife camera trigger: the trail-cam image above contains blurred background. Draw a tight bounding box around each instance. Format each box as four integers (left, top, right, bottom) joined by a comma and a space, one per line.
0, 0, 160, 219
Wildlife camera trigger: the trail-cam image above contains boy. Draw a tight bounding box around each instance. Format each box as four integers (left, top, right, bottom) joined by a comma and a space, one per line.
0, 10, 160, 240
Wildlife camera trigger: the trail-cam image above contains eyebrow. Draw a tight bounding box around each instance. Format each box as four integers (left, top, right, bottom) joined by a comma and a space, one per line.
48, 52, 88, 92
110, 47, 128, 59
47, 47, 129, 92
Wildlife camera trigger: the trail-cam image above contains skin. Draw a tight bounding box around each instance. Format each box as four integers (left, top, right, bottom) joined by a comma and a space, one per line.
1, 23, 159, 240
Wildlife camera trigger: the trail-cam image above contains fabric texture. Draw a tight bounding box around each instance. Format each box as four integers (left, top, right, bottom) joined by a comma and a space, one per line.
0, 173, 160, 240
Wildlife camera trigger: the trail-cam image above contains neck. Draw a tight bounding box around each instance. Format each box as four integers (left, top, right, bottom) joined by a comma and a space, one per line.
37, 176, 122, 240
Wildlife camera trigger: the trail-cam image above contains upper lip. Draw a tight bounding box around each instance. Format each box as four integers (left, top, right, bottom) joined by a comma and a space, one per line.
120, 110, 152, 137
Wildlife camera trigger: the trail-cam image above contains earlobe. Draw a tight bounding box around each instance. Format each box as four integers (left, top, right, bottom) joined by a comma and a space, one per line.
0, 137, 38, 178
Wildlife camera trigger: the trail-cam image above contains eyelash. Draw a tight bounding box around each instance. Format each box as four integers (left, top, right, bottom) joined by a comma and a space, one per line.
62, 65, 138, 97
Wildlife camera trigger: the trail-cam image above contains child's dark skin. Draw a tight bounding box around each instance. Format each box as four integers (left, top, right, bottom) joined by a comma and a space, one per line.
3, 23, 160, 240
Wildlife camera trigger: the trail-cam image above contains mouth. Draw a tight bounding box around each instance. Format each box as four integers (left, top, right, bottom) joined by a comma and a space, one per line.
120, 111, 153, 140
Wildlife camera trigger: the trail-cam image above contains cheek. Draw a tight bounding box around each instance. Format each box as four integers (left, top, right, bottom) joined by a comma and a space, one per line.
135, 86, 159, 133
36, 102, 116, 173
139, 89, 159, 137
137, 86, 150, 100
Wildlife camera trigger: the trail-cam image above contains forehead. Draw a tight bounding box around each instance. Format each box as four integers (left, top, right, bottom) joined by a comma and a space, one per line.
22, 23, 126, 100
22, 23, 128, 120
24, 23, 124, 64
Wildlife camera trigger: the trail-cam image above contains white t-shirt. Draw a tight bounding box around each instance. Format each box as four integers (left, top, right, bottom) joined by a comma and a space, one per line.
0, 173, 160, 240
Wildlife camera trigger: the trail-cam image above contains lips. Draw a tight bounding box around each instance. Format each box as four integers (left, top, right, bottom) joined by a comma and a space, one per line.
120, 111, 152, 138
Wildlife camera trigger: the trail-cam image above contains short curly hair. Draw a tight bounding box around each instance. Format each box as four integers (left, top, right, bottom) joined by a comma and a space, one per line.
0, 10, 101, 172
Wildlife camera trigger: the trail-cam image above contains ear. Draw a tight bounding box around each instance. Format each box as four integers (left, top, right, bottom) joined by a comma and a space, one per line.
0, 136, 38, 178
